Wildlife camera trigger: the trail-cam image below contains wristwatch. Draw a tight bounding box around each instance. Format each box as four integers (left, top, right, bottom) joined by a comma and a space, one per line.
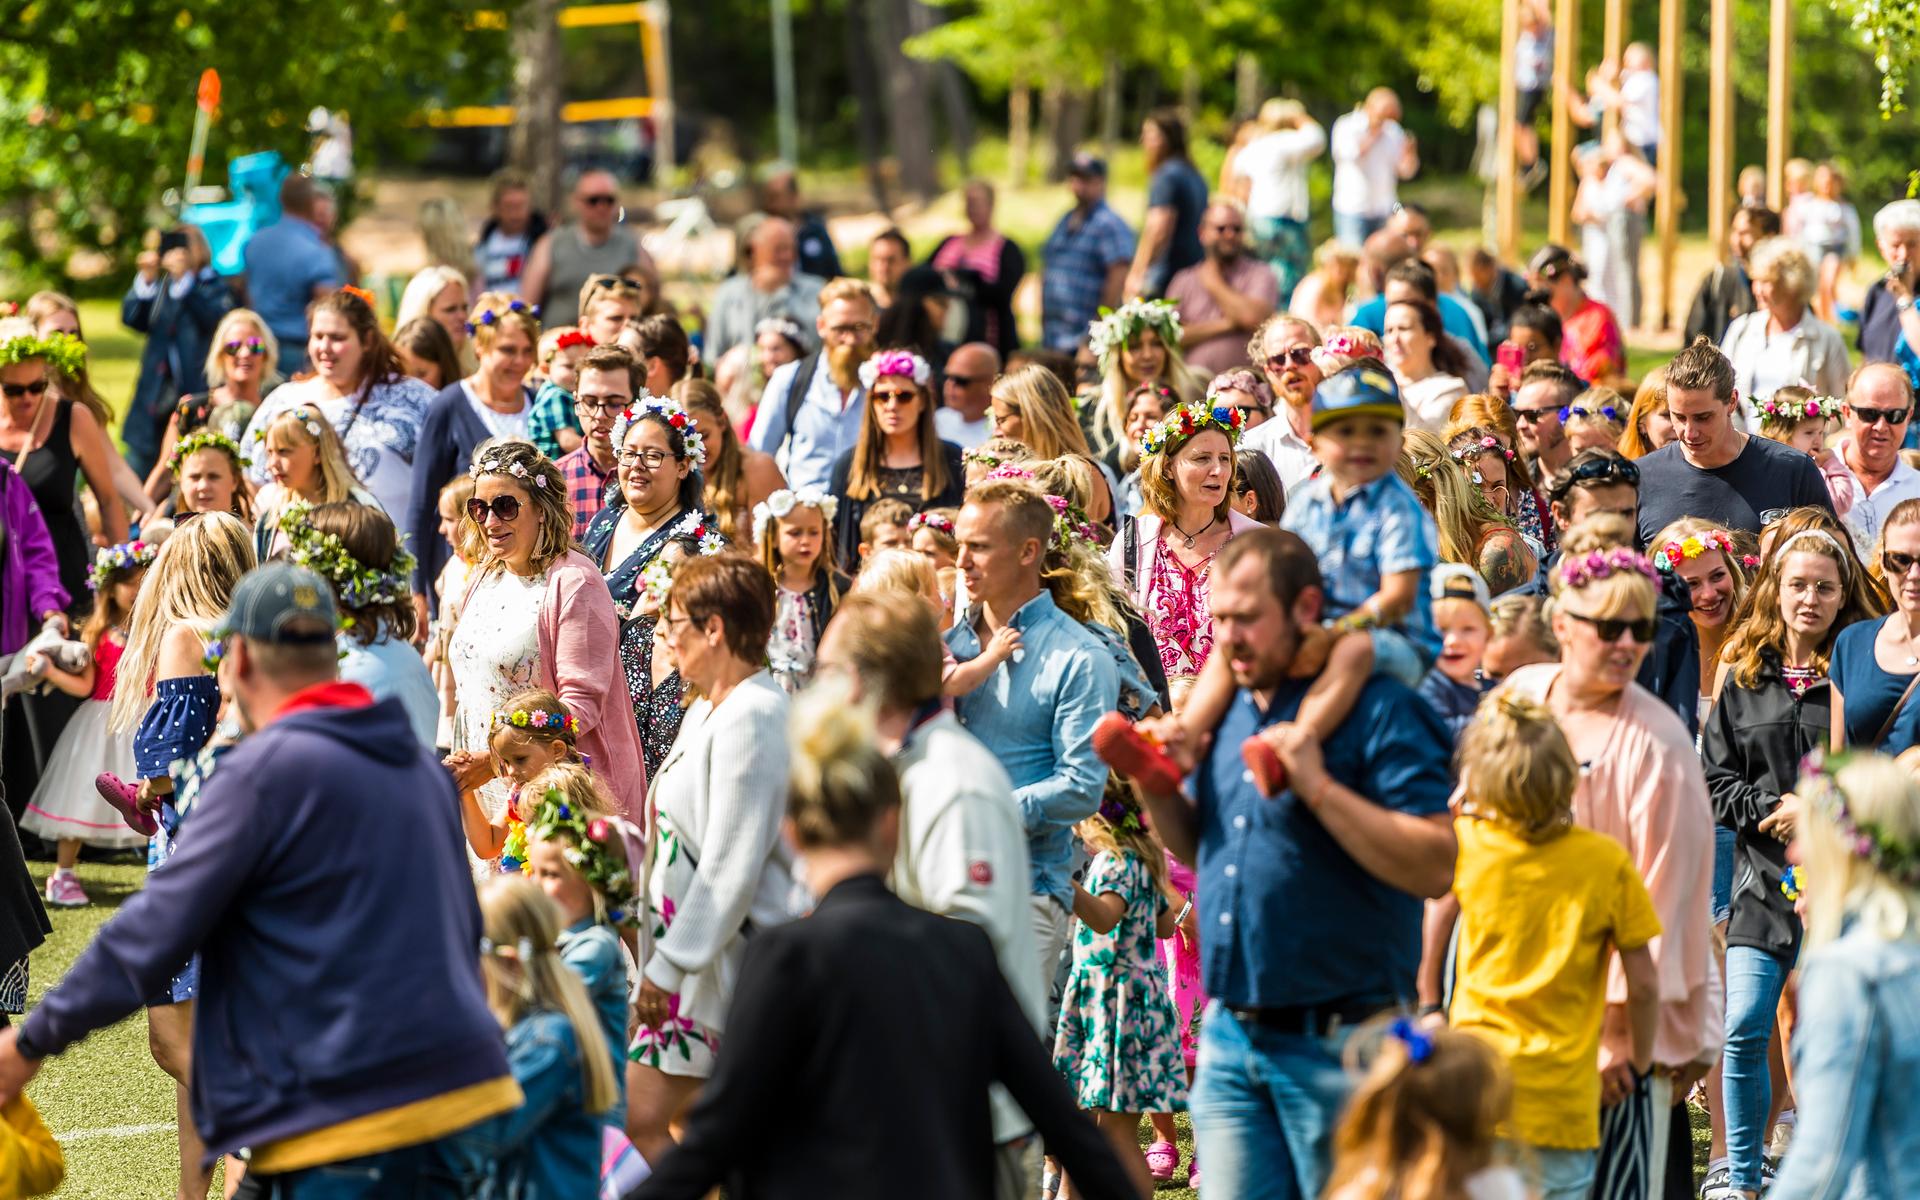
1897, 294, 1914, 312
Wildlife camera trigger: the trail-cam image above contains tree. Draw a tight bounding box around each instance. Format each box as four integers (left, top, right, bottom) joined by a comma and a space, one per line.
0, 0, 518, 286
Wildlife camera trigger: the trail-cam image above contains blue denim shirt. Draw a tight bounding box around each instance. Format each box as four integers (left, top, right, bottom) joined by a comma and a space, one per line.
945, 591, 1120, 908
1769, 924, 1920, 1200
1282, 471, 1441, 666
559, 918, 627, 1129
748, 356, 868, 493
1192, 677, 1452, 1009
458, 1009, 607, 1200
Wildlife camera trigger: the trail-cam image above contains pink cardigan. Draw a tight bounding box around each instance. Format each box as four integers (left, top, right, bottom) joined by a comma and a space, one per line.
535, 550, 649, 827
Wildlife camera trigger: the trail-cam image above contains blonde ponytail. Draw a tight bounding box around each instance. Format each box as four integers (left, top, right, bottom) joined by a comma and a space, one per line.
478, 876, 619, 1115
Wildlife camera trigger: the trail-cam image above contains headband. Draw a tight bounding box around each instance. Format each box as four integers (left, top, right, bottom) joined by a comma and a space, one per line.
1757, 392, 1844, 425
612, 393, 708, 469
553, 329, 595, 353
337, 284, 378, 310
0, 331, 87, 375
469, 448, 551, 489
277, 499, 417, 615
752, 486, 838, 539
491, 709, 580, 736
168, 428, 251, 474
1798, 748, 1920, 887
755, 315, 807, 345
907, 511, 954, 537
524, 785, 642, 926
465, 296, 539, 334
1775, 528, 1852, 578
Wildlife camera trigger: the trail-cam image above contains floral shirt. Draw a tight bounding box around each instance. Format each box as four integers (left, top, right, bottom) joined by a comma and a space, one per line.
768, 584, 817, 694
1144, 537, 1217, 679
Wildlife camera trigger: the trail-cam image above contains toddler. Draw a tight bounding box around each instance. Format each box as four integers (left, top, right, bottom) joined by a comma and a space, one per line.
1416, 564, 1493, 744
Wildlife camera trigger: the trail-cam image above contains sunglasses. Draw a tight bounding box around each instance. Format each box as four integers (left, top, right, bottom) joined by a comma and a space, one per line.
466, 495, 523, 523
1, 379, 48, 399
224, 337, 263, 357
1563, 611, 1658, 644
869, 389, 917, 406
1512, 407, 1558, 424
1850, 404, 1912, 427
581, 194, 618, 207
945, 374, 984, 388
1884, 550, 1920, 576
1564, 455, 1640, 487
1264, 347, 1314, 372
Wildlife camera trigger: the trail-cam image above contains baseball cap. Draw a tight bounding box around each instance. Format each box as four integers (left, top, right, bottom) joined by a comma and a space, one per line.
212, 561, 338, 644
1067, 153, 1108, 179
1429, 563, 1492, 611
1309, 366, 1405, 432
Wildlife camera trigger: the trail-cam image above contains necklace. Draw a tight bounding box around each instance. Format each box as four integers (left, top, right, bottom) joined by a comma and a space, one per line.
1170, 514, 1218, 550
1900, 614, 1920, 667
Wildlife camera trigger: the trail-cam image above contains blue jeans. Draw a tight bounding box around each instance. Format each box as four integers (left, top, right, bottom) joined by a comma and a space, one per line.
1523, 1145, 1597, 1200
1332, 211, 1385, 249
246, 1136, 477, 1199
1723, 944, 1791, 1191
1190, 1000, 1355, 1200
1711, 825, 1737, 924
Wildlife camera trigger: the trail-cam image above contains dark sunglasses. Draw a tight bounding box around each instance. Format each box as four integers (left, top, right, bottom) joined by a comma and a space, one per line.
1884, 550, 1920, 576
1850, 404, 1912, 427
466, 495, 523, 523
869, 389, 918, 406
945, 374, 984, 388
581, 194, 618, 207
1563, 610, 1657, 644
1, 379, 48, 399
1264, 347, 1314, 372
1564, 455, 1640, 487
1512, 407, 1558, 424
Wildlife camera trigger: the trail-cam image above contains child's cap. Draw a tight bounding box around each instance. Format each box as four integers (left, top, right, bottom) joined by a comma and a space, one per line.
1310, 366, 1404, 432
1430, 563, 1492, 611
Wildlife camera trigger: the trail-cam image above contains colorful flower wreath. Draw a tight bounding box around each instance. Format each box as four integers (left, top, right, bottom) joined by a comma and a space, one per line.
277, 499, 418, 614
1044, 493, 1100, 553
0, 331, 87, 376
611, 392, 708, 469
1098, 789, 1145, 834
525, 785, 640, 926
1559, 403, 1622, 423
1087, 299, 1183, 373
962, 446, 1004, 469
1652, 529, 1735, 574
490, 708, 582, 736
907, 511, 954, 536
88, 539, 157, 592
752, 486, 837, 540
553, 329, 595, 353
984, 464, 1036, 483
636, 511, 727, 613
465, 296, 539, 334
469, 447, 552, 489
1799, 748, 1920, 887
1452, 434, 1516, 467
1139, 400, 1247, 458
857, 349, 932, 391
1757, 392, 1844, 426
168, 428, 251, 474
1556, 547, 1660, 590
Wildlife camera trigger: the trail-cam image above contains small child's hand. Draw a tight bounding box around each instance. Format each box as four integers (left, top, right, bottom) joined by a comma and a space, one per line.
984, 625, 1023, 665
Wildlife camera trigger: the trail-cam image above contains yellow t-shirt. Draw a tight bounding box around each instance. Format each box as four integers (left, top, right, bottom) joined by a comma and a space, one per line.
1449, 816, 1662, 1149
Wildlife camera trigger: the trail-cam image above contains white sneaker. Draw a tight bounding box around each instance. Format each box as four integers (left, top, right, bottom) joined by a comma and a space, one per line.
1769, 1111, 1797, 1159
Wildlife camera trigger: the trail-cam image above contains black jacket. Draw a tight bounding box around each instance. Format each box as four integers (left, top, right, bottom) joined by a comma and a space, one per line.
826, 441, 967, 569
1683, 260, 1758, 346
930, 234, 1028, 359
629, 874, 1138, 1200
1701, 654, 1818, 959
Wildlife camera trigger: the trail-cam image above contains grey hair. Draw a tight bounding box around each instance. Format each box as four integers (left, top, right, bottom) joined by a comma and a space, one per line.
1874, 199, 1920, 240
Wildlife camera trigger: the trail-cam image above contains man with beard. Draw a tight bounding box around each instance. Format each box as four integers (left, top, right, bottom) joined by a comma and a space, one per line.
706, 216, 826, 364
1240, 314, 1324, 494
750, 277, 880, 492
1827, 363, 1920, 555
1510, 361, 1582, 488
1166, 201, 1279, 375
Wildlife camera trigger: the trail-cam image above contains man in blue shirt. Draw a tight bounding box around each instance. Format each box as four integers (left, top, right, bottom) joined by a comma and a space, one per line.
1137, 529, 1456, 1200
243, 174, 343, 380
748, 277, 877, 492
1039, 155, 1136, 352
945, 479, 1119, 1001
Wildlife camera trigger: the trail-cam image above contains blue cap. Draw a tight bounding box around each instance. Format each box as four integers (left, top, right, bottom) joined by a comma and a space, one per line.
212, 561, 338, 645
1309, 366, 1405, 432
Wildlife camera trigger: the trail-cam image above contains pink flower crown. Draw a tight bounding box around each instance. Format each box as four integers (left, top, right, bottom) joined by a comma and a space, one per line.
907, 511, 955, 536
1556, 547, 1659, 590
1452, 434, 1515, 466
857, 349, 932, 390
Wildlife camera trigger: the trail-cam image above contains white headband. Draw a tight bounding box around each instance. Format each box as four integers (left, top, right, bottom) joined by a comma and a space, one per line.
1776, 528, 1851, 578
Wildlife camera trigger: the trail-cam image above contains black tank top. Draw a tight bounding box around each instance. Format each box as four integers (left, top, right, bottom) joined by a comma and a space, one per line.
0, 399, 89, 613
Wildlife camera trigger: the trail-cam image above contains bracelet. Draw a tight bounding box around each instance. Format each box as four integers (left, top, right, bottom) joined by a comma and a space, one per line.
1417, 1002, 1446, 1018
1174, 899, 1193, 926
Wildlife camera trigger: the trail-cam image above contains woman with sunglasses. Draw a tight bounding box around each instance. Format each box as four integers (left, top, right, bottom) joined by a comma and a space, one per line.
1832, 498, 1920, 754
1702, 526, 1880, 1200
145, 311, 282, 509
444, 438, 646, 836
1497, 513, 1719, 1200
827, 349, 965, 566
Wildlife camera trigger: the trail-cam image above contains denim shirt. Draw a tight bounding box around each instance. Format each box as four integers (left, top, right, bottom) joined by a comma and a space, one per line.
945, 591, 1120, 908
1192, 677, 1453, 1009
1282, 471, 1442, 666
559, 918, 627, 1129
748, 357, 868, 493
459, 1009, 606, 1200
1770, 924, 1920, 1200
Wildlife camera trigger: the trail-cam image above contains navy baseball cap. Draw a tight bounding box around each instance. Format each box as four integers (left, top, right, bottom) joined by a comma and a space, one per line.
1067, 153, 1108, 179
213, 561, 338, 644
1309, 366, 1405, 432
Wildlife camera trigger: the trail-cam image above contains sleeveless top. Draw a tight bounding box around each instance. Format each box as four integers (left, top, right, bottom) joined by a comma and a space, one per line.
0, 400, 87, 613
542, 225, 641, 328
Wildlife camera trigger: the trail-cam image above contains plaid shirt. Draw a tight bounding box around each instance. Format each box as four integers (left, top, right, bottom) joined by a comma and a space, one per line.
528, 379, 582, 460
558, 444, 615, 540
1040, 200, 1135, 351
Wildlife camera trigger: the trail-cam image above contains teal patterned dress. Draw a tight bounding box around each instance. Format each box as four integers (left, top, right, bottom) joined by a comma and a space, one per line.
1051, 848, 1189, 1112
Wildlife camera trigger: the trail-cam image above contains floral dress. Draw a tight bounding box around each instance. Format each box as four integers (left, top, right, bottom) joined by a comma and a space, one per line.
448, 567, 546, 855
629, 817, 722, 1077
768, 584, 818, 695
1143, 537, 1218, 681
1053, 849, 1189, 1113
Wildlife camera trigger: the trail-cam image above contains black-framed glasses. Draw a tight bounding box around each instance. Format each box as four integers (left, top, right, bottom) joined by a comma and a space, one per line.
1264, 347, 1314, 372
617, 448, 673, 471
576, 397, 627, 416
1850, 404, 1912, 427
1563, 611, 1657, 644
1884, 549, 1920, 576
1, 379, 49, 399
466, 495, 523, 524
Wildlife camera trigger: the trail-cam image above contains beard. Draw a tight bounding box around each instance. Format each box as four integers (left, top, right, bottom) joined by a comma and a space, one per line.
828, 340, 875, 392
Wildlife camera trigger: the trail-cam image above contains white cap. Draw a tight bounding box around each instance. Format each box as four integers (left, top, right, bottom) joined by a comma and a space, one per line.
1429, 563, 1492, 610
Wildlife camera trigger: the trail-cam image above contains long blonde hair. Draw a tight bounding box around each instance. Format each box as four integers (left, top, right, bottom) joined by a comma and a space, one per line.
994, 365, 1093, 460
1798, 753, 1920, 948
1457, 691, 1577, 842
786, 679, 900, 849
1026, 458, 1131, 638
203, 309, 284, 392
109, 512, 255, 732
265, 405, 358, 504
477, 877, 618, 1115
1399, 430, 1528, 587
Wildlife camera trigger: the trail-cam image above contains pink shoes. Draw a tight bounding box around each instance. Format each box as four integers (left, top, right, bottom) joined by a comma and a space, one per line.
1144, 1139, 1178, 1182
1240, 734, 1289, 797
44, 869, 88, 908
95, 772, 158, 837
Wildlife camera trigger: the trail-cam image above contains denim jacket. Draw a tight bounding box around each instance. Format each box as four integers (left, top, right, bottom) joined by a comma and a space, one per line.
1770, 924, 1920, 1200
458, 1009, 608, 1200
945, 591, 1120, 908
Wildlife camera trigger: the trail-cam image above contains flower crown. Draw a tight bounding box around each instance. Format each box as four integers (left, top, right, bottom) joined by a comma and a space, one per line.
525, 785, 640, 926
611, 392, 707, 469
490, 708, 581, 736
1310, 331, 1376, 374
962, 446, 1007, 469
1556, 547, 1659, 590
1139, 400, 1247, 458
755, 315, 807, 345
752, 486, 837, 540
1758, 392, 1844, 426
553, 329, 594, 353
284, 406, 326, 440
1452, 434, 1516, 467
0, 331, 87, 376
168, 428, 251, 474
337, 284, 379, 310
907, 511, 954, 537
1045, 493, 1100, 553
1087, 299, 1182, 373
465, 296, 539, 335
469, 447, 552, 489
1799, 748, 1920, 887
1097, 790, 1144, 834
1652, 529, 1735, 574
985, 464, 1036, 482
276, 500, 417, 615
88, 539, 156, 592
637, 513, 728, 612
857, 349, 931, 390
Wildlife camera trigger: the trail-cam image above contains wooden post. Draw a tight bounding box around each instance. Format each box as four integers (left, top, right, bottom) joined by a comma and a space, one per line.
1708, 0, 1734, 261
1767, 0, 1794, 208
1497, 0, 1521, 262
1602, 0, 1627, 142
1656, 0, 1682, 329
1548, 0, 1580, 247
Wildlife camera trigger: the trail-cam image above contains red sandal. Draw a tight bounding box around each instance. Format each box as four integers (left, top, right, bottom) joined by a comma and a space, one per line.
1091, 712, 1186, 797
1240, 736, 1289, 797
95, 772, 158, 837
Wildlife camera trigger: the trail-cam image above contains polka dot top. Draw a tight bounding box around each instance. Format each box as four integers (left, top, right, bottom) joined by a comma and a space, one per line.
134, 674, 220, 780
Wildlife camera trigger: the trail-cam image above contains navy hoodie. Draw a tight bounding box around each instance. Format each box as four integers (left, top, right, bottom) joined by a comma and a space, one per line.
20, 693, 512, 1162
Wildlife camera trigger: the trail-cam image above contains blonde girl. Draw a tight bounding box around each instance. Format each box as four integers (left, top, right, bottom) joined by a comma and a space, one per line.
1081, 299, 1202, 469
451, 687, 589, 866
167, 428, 254, 522
756, 487, 847, 693
252, 404, 372, 559
1755, 385, 1840, 458
1562, 386, 1629, 454
428, 474, 479, 746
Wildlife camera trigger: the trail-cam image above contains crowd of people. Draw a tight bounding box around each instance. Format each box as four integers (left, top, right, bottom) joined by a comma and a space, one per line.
0, 100, 1919, 1200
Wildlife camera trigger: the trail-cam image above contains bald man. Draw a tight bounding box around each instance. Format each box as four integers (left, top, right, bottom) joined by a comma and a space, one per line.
521, 169, 650, 328
938, 343, 1000, 449
1166, 201, 1279, 374
705, 215, 826, 363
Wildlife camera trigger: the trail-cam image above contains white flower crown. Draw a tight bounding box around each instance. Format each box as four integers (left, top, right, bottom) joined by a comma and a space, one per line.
752, 486, 838, 539
1087, 299, 1183, 374
611, 392, 708, 469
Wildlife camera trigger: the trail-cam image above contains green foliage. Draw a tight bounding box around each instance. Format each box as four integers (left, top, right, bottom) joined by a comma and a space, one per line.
0, 0, 517, 288
1830, 0, 1920, 112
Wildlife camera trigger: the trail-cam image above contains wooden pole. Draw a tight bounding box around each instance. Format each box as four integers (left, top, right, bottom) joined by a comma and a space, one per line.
1602, 0, 1627, 142
1656, 0, 1682, 329
1497, 0, 1521, 262
1548, 0, 1580, 247
1708, 0, 1734, 261
1767, 0, 1794, 208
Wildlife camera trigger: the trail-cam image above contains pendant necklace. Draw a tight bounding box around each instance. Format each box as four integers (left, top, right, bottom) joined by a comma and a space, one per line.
1171, 515, 1217, 550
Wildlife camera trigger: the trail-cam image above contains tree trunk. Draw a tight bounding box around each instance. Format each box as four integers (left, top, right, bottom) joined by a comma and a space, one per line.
868, 0, 939, 201
1009, 77, 1032, 187
1043, 82, 1090, 182
1180, 63, 1200, 119
1235, 53, 1262, 120
908, 0, 974, 178
1098, 57, 1122, 161
844, 0, 892, 212
508, 0, 564, 215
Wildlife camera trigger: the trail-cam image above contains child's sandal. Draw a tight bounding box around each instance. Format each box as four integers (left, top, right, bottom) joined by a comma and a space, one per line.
95, 772, 159, 837
1091, 712, 1185, 797
1240, 735, 1289, 798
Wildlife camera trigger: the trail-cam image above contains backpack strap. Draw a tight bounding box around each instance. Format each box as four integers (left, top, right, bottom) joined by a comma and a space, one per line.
780, 352, 821, 459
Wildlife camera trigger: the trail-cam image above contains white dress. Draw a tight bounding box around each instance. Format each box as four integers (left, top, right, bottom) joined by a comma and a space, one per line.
448, 567, 547, 831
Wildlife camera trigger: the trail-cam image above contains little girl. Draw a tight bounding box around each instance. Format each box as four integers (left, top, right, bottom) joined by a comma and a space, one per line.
907, 508, 959, 570
461, 875, 621, 1200
1755, 385, 1838, 458
252, 404, 371, 560
754, 487, 849, 694
1051, 779, 1186, 1200
1561, 388, 1627, 454
851, 548, 1015, 694
1323, 1021, 1530, 1200
166, 428, 253, 522
450, 687, 599, 870
21, 541, 156, 907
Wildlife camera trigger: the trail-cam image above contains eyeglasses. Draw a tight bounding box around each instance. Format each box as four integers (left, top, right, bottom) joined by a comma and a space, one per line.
1, 379, 48, 399
1884, 549, 1920, 576
466, 495, 523, 524
576, 397, 627, 416
826, 322, 874, 339
945, 374, 984, 388
1850, 404, 1912, 427
1264, 347, 1314, 372
1563, 611, 1657, 644
223, 338, 263, 357
1512, 406, 1559, 424
1231, 402, 1270, 417
870, 389, 917, 406
617, 448, 674, 471
581, 194, 618, 207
